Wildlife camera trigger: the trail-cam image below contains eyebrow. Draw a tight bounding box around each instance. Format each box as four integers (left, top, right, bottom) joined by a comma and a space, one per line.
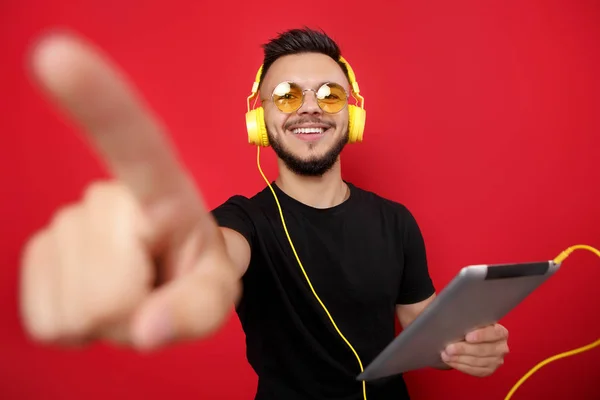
306, 81, 346, 89
266, 80, 348, 93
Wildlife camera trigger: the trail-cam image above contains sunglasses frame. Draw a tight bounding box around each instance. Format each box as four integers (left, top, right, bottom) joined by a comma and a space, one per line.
263, 81, 350, 114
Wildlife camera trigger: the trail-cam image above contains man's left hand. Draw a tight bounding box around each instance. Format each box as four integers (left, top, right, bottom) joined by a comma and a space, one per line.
441, 323, 510, 377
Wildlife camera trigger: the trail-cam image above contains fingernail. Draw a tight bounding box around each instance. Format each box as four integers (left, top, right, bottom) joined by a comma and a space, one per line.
466, 332, 477, 341
441, 351, 449, 361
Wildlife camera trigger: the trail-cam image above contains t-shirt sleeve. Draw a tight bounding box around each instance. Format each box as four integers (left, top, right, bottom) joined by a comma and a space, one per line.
211, 195, 256, 251
396, 207, 436, 304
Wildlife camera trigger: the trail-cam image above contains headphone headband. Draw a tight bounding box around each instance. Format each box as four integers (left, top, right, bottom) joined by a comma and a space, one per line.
339, 56, 360, 96
249, 56, 361, 100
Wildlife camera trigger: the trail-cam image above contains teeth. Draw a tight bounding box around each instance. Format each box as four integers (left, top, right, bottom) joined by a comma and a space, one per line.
292, 127, 325, 134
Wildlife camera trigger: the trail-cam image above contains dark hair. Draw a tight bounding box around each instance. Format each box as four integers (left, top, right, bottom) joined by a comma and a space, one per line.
259, 27, 350, 87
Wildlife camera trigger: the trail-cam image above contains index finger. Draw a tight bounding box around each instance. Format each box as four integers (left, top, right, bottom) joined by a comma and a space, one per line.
30, 32, 194, 208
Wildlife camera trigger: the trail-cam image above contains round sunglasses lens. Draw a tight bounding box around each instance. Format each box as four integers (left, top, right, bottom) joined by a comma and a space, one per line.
272, 82, 303, 113
316, 83, 347, 113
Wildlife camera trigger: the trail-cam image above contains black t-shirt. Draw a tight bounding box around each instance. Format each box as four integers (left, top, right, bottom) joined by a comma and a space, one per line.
211, 181, 436, 400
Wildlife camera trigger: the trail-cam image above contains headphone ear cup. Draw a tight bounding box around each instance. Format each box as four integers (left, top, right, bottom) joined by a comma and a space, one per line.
347, 105, 366, 143
246, 107, 269, 147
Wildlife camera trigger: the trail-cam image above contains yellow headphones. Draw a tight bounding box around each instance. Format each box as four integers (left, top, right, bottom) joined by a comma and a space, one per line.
245, 56, 366, 147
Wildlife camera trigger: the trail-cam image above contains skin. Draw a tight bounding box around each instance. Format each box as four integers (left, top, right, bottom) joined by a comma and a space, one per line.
19, 32, 508, 380
260, 53, 352, 208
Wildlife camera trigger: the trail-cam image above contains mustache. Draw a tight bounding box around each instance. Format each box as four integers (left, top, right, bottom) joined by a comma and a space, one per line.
284, 117, 335, 130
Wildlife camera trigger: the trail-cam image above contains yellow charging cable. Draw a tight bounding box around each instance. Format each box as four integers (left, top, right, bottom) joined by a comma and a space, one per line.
504, 244, 600, 400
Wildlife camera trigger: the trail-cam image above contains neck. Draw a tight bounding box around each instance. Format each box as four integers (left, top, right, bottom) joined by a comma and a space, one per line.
275, 159, 349, 209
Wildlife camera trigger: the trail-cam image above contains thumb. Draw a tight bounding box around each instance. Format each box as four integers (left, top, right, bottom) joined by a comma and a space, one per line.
131, 255, 241, 350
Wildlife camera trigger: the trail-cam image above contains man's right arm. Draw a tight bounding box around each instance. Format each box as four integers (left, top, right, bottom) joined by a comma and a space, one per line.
211, 195, 257, 289
19, 32, 252, 352
220, 227, 251, 284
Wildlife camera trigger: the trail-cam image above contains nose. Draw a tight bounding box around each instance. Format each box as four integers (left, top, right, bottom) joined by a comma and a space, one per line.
297, 89, 322, 115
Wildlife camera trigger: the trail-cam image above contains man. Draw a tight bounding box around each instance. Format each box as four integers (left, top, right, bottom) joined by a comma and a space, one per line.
20, 28, 509, 400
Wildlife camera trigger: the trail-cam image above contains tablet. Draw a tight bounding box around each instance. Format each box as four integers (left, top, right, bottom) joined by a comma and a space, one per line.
356, 260, 560, 381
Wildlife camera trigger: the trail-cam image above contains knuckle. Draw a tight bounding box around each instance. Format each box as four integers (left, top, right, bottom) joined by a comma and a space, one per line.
21, 230, 47, 263
478, 346, 491, 357
19, 233, 52, 339
83, 180, 120, 201
83, 181, 106, 202
475, 357, 489, 367
34, 315, 89, 345
23, 316, 61, 343
51, 204, 81, 230
57, 299, 115, 345
498, 342, 510, 354
83, 181, 141, 223
453, 343, 465, 354
59, 315, 95, 341
25, 315, 92, 346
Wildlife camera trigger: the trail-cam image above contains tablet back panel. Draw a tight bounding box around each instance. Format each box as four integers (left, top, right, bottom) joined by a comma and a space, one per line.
357, 260, 560, 381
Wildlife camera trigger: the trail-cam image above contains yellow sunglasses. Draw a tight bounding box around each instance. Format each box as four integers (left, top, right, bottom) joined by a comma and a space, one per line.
264, 81, 349, 114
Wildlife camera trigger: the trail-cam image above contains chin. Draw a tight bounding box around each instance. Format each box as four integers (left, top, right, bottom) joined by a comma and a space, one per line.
269, 131, 348, 177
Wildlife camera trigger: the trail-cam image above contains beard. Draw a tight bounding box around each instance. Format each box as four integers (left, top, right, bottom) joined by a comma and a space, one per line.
267, 119, 348, 177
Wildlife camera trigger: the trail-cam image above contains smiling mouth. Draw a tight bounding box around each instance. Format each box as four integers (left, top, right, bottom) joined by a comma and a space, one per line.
288, 126, 333, 142
292, 127, 326, 134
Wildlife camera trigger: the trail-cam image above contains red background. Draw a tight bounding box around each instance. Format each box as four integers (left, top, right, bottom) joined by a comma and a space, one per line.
1, 1, 599, 399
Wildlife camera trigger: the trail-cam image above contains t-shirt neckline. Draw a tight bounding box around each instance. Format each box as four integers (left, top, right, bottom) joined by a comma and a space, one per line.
269, 180, 356, 215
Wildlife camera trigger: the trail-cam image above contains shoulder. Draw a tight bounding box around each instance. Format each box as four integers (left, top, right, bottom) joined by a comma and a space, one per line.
210, 187, 274, 246
211, 186, 273, 217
